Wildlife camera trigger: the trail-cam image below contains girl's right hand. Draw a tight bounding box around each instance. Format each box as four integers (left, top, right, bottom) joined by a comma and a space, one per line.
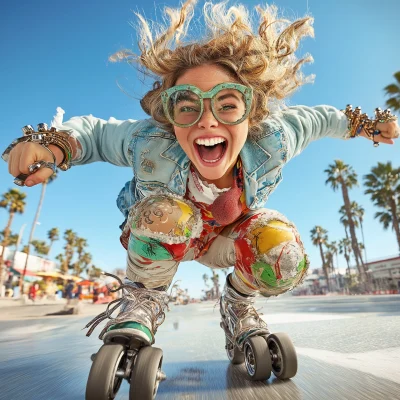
7, 142, 64, 186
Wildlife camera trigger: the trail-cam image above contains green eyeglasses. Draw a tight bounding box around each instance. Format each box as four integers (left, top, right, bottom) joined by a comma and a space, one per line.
161, 83, 253, 128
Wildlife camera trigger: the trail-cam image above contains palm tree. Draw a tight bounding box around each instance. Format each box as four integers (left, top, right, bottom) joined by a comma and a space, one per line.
375, 204, 399, 231
56, 253, 67, 274
210, 269, 220, 299
339, 202, 364, 266
47, 228, 59, 256
0, 189, 27, 294
202, 273, 209, 288
364, 162, 400, 253
0, 231, 18, 248
339, 238, 353, 286
21, 173, 57, 287
30, 240, 50, 256
327, 241, 340, 288
352, 203, 367, 263
310, 226, 330, 292
339, 213, 350, 239
73, 237, 88, 276
328, 241, 339, 270
63, 229, 77, 273
325, 160, 367, 285
81, 252, 92, 274
384, 71, 400, 112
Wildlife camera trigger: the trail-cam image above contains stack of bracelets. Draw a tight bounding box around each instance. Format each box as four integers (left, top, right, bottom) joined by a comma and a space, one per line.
1, 123, 73, 186
343, 105, 397, 146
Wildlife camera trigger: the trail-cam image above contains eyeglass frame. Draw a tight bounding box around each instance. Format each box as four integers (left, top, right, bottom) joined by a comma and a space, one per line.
161, 82, 253, 128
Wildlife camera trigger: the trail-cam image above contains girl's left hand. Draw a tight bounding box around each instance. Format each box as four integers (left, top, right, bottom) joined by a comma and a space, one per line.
359, 120, 399, 145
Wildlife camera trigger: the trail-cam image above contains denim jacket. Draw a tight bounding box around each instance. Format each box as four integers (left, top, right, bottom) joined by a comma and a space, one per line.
59, 105, 348, 219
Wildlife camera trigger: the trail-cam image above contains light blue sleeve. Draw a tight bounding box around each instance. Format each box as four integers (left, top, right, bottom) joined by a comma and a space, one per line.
58, 115, 150, 167
269, 105, 349, 161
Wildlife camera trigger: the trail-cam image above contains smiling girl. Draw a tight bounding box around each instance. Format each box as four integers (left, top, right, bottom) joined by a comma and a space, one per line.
3, 0, 398, 390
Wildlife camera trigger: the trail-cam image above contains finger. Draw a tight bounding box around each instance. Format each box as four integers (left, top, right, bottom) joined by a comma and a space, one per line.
372, 134, 394, 145
24, 167, 54, 187
376, 121, 398, 138
9, 151, 23, 177
19, 143, 53, 174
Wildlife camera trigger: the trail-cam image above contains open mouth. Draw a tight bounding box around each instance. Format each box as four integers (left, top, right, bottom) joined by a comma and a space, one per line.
194, 137, 227, 164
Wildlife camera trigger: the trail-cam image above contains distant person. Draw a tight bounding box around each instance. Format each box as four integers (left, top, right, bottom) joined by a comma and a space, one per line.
75, 284, 82, 300
28, 283, 38, 302
65, 280, 74, 300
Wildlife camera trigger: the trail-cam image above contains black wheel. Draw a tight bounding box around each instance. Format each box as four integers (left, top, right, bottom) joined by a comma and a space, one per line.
244, 336, 272, 381
86, 343, 125, 400
267, 332, 298, 379
129, 346, 163, 400
225, 337, 245, 364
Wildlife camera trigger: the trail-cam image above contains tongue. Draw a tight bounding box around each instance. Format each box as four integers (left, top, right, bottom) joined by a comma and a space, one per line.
197, 143, 224, 162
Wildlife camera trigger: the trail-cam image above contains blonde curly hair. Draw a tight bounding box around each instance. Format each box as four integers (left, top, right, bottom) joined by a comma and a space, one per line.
110, 0, 314, 134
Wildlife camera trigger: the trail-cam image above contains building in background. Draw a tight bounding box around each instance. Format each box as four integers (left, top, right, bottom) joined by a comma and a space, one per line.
366, 256, 400, 292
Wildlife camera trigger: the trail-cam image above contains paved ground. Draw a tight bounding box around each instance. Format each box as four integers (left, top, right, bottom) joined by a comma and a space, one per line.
0, 295, 399, 400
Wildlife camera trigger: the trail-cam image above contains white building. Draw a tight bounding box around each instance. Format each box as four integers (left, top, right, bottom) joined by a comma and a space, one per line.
0, 245, 56, 276
366, 256, 400, 291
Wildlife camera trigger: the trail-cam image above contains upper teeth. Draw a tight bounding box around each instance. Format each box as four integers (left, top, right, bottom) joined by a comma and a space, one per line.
195, 137, 226, 146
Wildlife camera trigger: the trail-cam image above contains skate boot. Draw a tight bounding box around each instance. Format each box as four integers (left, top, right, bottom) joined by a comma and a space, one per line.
220, 274, 298, 381
85, 273, 168, 400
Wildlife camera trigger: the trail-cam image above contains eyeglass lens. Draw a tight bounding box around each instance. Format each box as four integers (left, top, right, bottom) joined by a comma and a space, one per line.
167, 88, 247, 126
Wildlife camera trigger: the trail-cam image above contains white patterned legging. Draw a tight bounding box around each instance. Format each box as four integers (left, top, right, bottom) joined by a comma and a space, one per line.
122, 194, 309, 296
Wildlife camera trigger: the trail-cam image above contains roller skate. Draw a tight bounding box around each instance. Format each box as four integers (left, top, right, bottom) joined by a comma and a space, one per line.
84, 273, 169, 400
220, 274, 298, 381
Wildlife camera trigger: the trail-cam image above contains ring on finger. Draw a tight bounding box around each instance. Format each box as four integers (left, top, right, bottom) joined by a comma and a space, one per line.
372, 130, 380, 147
28, 160, 57, 174
28, 145, 57, 174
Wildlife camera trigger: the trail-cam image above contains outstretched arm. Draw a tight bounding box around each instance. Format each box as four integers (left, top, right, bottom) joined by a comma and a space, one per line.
270, 105, 398, 162
4, 110, 151, 187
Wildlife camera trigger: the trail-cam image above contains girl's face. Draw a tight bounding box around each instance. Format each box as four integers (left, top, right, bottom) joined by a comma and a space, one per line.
173, 64, 249, 188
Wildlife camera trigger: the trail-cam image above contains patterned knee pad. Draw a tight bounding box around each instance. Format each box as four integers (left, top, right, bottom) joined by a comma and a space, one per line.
234, 210, 309, 296
127, 194, 203, 260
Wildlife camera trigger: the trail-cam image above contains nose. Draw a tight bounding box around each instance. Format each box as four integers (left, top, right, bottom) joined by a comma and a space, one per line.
197, 101, 218, 129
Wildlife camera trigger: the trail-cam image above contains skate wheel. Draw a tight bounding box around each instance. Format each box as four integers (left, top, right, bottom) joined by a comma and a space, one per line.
267, 332, 298, 379
225, 337, 244, 364
244, 336, 272, 381
129, 346, 163, 400
85, 343, 125, 400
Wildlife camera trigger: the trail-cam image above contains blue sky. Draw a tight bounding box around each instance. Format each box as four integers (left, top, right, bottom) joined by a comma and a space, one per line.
1, 0, 399, 298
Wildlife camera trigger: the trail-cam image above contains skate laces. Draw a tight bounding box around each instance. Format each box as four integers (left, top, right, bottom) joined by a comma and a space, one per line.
84, 273, 170, 340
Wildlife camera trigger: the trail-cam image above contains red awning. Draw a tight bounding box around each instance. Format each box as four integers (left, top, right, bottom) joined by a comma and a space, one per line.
12, 268, 39, 277
77, 279, 95, 286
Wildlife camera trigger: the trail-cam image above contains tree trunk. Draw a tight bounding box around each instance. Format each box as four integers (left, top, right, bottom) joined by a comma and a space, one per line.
318, 243, 330, 292
0, 213, 15, 296
389, 196, 400, 253
360, 220, 368, 263
340, 180, 366, 285
47, 239, 54, 257
20, 182, 47, 291
344, 253, 351, 289
212, 270, 220, 299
